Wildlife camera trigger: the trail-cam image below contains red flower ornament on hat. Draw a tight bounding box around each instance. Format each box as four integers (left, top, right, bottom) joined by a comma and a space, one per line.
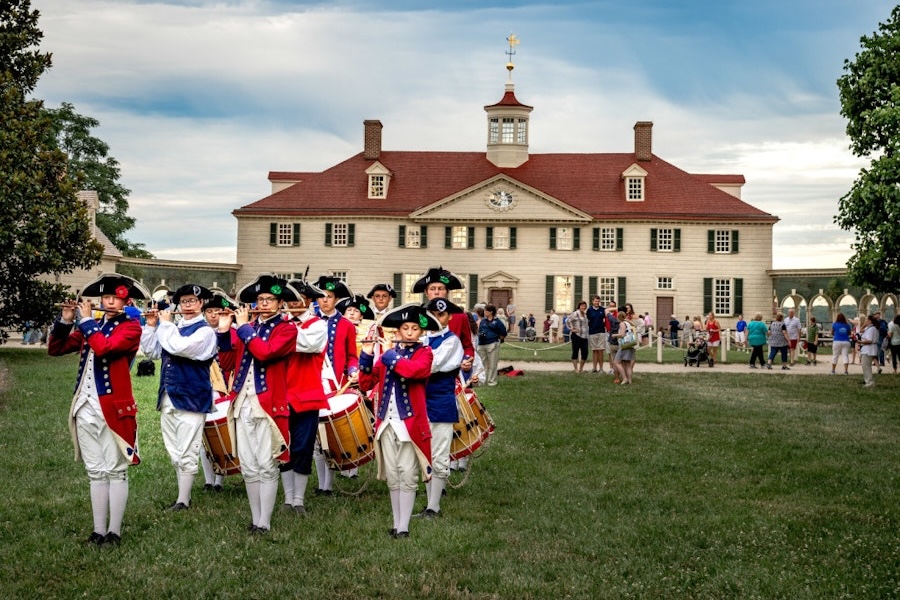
115, 285, 129, 299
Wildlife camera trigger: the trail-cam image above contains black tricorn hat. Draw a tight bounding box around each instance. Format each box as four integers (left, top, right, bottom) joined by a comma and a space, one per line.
381, 303, 440, 331
337, 294, 372, 318
237, 274, 299, 303
412, 266, 463, 293
315, 275, 352, 299
366, 283, 397, 299
287, 279, 325, 301
424, 297, 463, 315
81, 274, 151, 300
171, 284, 214, 307
202, 291, 238, 312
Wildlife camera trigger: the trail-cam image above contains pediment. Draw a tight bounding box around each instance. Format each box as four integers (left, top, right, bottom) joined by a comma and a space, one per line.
409, 175, 591, 223
482, 270, 519, 286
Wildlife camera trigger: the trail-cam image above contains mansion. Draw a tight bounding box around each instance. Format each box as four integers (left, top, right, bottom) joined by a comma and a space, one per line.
231, 73, 779, 328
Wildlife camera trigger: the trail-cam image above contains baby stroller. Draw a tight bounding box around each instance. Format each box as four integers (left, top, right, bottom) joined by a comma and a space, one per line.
684, 332, 714, 367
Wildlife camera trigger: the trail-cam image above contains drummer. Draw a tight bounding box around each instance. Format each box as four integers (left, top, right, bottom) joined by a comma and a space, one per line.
358, 303, 439, 539
140, 284, 218, 512
216, 274, 299, 534
416, 297, 465, 520
278, 279, 328, 516
312, 275, 359, 495
199, 292, 239, 492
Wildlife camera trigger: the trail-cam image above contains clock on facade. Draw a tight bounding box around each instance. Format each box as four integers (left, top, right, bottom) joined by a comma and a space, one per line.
487, 190, 515, 211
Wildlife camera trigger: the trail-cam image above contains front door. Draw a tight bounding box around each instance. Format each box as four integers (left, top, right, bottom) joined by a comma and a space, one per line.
489, 288, 512, 312
656, 296, 674, 336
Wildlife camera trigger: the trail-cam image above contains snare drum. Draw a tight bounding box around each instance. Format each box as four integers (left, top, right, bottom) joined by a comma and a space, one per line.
467, 388, 496, 437
203, 396, 240, 476
318, 392, 375, 470
450, 386, 486, 461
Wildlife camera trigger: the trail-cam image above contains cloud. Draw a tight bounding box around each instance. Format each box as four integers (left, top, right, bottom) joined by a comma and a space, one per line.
30, 0, 890, 270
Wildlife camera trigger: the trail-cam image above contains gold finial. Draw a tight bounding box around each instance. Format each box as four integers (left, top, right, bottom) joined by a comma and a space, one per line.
506, 33, 519, 73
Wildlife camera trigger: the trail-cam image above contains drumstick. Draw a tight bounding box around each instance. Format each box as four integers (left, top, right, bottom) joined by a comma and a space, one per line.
336, 379, 353, 396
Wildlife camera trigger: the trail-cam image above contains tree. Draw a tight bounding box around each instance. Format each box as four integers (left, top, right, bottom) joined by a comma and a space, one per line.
0, 0, 104, 342
836, 6, 900, 293
43, 102, 153, 258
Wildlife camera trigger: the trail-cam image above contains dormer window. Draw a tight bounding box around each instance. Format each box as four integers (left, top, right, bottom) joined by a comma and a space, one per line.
622, 164, 648, 202
370, 174, 385, 198
365, 162, 391, 199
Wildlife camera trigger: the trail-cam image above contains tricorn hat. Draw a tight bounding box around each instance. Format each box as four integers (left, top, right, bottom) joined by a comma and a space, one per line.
171, 284, 214, 307
202, 291, 238, 312
381, 303, 440, 331
237, 274, 298, 303
287, 279, 325, 301
337, 294, 372, 319
81, 273, 151, 300
366, 283, 397, 299
412, 266, 463, 293
424, 297, 463, 315
314, 275, 352, 299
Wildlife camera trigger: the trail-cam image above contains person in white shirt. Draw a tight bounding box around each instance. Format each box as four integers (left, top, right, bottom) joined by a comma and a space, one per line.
858, 314, 881, 388
141, 284, 218, 511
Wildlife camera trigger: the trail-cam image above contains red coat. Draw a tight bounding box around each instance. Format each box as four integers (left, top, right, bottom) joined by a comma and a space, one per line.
48, 314, 142, 465
358, 344, 433, 481
219, 316, 297, 463
285, 315, 328, 413
449, 312, 474, 359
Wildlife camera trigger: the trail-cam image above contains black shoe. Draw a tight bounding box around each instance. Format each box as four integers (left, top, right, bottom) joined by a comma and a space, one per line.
252, 525, 270, 535
292, 505, 307, 517
87, 531, 105, 546
213, 484, 224, 492
314, 489, 333, 497
101, 532, 121, 547
247, 523, 258, 532
203, 483, 214, 491
781, 366, 790, 370
388, 528, 397, 537
166, 501, 189, 512
393, 531, 410, 539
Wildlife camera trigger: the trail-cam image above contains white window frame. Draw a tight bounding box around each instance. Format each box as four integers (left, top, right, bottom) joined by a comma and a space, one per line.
369, 174, 386, 199
517, 118, 527, 144
489, 118, 499, 143
405, 226, 421, 249
600, 227, 616, 251
656, 277, 674, 290
332, 223, 349, 247
599, 277, 617, 306
493, 226, 510, 250
554, 276, 574, 313
626, 177, 644, 201
714, 278, 732, 315
451, 226, 468, 249
714, 230, 732, 254
556, 227, 573, 251
657, 228, 674, 252
275, 223, 294, 247
501, 117, 515, 143
403, 274, 421, 304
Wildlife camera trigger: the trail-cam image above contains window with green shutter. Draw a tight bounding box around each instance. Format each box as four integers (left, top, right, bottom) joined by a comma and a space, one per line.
545, 275, 554, 311
549, 228, 557, 250
486, 227, 494, 249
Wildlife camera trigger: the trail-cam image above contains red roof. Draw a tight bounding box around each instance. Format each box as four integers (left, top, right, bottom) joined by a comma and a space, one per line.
236, 151, 776, 223
484, 89, 533, 110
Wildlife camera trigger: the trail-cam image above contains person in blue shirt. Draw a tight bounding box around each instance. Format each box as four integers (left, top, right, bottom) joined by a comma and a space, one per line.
830, 312, 852, 375
476, 304, 507, 386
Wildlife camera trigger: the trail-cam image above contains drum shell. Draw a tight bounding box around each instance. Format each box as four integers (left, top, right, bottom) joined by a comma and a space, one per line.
318, 392, 375, 470
203, 395, 240, 476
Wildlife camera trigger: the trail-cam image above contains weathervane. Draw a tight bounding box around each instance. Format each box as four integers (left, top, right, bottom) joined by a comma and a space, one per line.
506, 33, 519, 75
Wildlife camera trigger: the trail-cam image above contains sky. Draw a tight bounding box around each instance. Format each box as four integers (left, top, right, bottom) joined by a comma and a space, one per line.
28, 0, 895, 269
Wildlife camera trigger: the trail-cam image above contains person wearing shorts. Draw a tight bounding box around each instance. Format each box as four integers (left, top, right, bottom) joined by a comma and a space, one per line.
586, 296, 607, 373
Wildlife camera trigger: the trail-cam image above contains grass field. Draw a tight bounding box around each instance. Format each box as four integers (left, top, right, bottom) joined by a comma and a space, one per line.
0, 348, 896, 599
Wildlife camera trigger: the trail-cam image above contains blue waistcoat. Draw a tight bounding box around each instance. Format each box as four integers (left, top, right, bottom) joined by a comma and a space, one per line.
157, 320, 214, 413
425, 331, 461, 423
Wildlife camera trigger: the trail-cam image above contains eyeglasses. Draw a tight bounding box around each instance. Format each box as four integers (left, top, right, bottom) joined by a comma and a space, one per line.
179, 298, 200, 306
257, 296, 278, 304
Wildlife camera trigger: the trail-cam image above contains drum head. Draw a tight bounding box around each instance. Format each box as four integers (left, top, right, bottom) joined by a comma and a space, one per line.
206, 397, 232, 422
319, 393, 359, 418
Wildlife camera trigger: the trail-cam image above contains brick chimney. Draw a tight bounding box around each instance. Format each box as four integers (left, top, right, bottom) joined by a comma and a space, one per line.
363, 119, 383, 160
634, 121, 653, 162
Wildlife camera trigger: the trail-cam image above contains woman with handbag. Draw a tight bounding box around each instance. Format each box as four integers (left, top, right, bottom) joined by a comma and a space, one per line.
612, 310, 637, 385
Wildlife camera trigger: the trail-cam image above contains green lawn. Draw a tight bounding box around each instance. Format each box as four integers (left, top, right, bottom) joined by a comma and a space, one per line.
0, 349, 896, 599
